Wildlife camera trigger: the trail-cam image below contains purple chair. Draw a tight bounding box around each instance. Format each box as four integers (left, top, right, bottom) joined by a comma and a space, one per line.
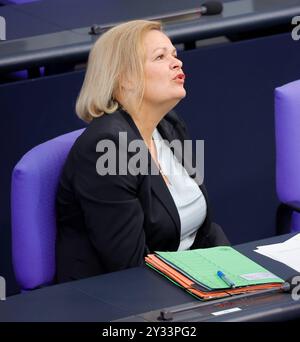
275, 80, 300, 233
1, 0, 40, 4
11, 129, 84, 291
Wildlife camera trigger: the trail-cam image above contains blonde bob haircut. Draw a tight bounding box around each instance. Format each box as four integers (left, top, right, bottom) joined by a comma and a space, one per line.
76, 20, 162, 122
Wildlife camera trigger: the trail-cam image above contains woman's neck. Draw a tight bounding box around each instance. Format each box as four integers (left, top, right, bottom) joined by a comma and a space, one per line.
131, 114, 159, 147
125, 104, 166, 147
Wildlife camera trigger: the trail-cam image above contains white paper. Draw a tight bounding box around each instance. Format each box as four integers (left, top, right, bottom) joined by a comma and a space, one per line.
254, 233, 300, 272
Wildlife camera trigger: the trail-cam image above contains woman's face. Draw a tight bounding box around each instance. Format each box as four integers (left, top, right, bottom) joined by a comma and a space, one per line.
142, 30, 186, 109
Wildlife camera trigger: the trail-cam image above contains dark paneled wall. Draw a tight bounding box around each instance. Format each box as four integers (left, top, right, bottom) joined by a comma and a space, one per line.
177, 32, 300, 244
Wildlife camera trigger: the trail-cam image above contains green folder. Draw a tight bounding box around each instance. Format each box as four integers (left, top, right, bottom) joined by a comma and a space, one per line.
156, 246, 284, 290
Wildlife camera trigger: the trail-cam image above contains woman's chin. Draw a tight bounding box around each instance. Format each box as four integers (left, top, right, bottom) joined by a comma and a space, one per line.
177, 88, 186, 99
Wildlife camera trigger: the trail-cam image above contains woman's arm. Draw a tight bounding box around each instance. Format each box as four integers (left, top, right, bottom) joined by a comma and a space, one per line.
73, 133, 147, 272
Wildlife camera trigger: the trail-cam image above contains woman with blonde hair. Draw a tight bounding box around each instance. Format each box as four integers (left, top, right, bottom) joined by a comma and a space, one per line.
56, 20, 229, 283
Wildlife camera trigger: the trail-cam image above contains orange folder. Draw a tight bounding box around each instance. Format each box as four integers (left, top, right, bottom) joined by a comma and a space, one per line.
145, 254, 282, 301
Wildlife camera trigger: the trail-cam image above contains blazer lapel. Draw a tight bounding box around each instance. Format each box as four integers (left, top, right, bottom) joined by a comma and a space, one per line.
121, 109, 181, 237
156, 113, 208, 230
121, 109, 211, 245
149, 165, 181, 238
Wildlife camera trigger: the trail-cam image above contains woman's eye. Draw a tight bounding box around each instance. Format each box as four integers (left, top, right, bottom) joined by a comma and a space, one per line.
155, 54, 164, 60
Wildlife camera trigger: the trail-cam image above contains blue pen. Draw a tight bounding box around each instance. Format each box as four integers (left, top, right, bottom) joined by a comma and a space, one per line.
217, 270, 236, 288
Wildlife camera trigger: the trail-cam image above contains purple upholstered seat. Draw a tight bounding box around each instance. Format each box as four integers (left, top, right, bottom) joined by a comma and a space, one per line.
2, 0, 40, 4
275, 80, 300, 232
11, 129, 84, 290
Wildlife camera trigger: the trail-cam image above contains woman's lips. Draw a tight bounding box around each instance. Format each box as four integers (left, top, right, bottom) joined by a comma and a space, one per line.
173, 73, 185, 83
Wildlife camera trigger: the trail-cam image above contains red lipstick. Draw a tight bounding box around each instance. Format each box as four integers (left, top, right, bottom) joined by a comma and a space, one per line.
173, 73, 185, 83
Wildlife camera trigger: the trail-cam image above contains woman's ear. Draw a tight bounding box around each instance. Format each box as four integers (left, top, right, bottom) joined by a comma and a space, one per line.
119, 73, 135, 92
115, 84, 134, 112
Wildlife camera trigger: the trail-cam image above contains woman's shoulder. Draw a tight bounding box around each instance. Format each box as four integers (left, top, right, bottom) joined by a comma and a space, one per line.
86, 110, 129, 139
75, 110, 131, 148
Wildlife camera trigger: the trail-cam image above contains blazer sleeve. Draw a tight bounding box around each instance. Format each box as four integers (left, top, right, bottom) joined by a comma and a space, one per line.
72, 133, 146, 273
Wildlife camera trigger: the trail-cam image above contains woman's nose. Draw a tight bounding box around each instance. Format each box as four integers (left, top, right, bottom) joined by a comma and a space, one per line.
170, 56, 183, 70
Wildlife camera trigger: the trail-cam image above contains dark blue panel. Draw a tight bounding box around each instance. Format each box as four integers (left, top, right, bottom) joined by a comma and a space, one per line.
0, 0, 205, 38
0, 5, 60, 39
0, 282, 131, 322
12, 0, 205, 31
71, 267, 193, 314
176, 32, 300, 244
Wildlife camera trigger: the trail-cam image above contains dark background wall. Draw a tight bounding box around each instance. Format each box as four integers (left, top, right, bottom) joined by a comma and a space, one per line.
177, 32, 300, 244
1, 31, 300, 295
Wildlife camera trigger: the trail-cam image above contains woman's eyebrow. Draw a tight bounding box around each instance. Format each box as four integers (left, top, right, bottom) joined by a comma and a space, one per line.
152, 47, 177, 54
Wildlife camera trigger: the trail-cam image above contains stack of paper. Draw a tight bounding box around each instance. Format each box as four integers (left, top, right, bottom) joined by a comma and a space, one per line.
145, 246, 284, 301
254, 234, 300, 272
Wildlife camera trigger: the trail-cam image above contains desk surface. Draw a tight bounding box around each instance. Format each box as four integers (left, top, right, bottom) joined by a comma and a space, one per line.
0, 0, 235, 39
0, 233, 299, 322
1, 0, 300, 72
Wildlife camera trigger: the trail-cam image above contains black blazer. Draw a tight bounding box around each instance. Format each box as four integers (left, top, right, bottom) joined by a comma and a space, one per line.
55, 109, 229, 283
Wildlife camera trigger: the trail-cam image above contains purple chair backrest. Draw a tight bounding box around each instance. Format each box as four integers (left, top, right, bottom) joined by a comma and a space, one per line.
275, 79, 300, 232
2, 1, 39, 4
11, 129, 84, 290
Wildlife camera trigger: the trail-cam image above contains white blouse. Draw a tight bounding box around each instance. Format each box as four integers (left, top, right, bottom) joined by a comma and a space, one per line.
152, 128, 207, 250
